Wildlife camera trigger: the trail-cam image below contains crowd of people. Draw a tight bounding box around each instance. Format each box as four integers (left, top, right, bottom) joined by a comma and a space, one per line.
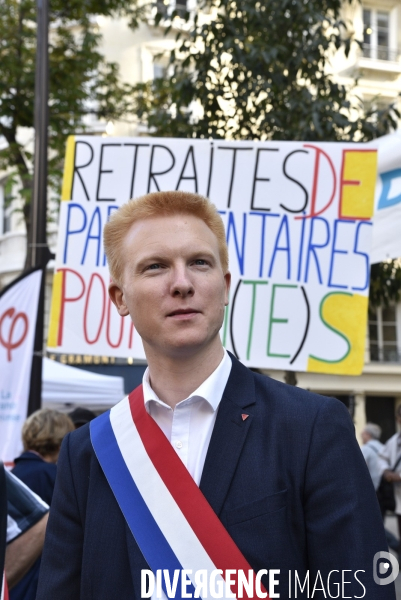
361, 406, 401, 563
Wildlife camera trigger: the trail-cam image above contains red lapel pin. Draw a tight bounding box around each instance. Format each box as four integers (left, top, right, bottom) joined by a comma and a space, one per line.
241, 414, 249, 421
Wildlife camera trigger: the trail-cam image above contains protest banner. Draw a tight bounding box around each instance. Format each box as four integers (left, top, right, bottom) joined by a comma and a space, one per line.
369, 131, 401, 264
47, 136, 377, 375
0, 268, 43, 464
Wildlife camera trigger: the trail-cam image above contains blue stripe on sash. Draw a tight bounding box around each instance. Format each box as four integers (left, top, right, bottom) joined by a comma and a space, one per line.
91, 411, 195, 600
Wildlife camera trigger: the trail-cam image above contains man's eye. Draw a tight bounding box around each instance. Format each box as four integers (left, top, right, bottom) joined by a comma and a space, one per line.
194, 259, 207, 266
147, 263, 160, 270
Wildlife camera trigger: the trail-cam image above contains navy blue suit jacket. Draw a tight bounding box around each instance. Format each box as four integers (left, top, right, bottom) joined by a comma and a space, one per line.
36, 356, 395, 599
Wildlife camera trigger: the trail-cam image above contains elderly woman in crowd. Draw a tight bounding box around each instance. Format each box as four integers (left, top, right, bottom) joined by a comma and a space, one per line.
8, 409, 74, 600
12, 408, 74, 506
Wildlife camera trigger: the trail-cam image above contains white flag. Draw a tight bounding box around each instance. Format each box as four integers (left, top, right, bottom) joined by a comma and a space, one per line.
369, 130, 401, 264
0, 269, 42, 464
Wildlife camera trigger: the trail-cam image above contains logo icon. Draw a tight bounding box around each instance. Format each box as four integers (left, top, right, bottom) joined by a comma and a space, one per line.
373, 551, 399, 585
0, 308, 29, 362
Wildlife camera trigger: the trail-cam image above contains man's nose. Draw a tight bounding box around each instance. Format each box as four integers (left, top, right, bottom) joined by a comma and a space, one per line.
170, 266, 194, 297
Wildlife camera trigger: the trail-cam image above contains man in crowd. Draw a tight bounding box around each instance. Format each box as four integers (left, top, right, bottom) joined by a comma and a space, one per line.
37, 191, 394, 599
361, 423, 385, 491
379, 406, 401, 564
68, 407, 96, 429
380, 406, 401, 499
360, 423, 399, 553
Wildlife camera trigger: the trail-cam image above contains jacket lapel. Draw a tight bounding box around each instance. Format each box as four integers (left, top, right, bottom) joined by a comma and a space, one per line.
199, 354, 256, 516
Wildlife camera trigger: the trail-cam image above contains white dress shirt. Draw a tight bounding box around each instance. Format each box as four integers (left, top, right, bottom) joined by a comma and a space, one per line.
144, 351, 232, 600
361, 439, 385, 490
143, 349, 232, 486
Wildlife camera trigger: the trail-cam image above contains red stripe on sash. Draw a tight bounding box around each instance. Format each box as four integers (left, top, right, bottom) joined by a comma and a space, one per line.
129, 385, 269, 600
2, 573, 9, 600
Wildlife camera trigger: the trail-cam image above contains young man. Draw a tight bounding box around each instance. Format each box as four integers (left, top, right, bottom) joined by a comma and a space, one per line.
37, 191, 394, 599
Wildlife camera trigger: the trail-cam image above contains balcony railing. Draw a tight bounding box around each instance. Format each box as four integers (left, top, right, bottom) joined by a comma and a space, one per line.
362, 44, 399, 62
370, 345, 401, 363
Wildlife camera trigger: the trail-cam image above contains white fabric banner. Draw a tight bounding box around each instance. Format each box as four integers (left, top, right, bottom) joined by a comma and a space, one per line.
48, 136, 378, 375
0, 269, 42, 464
370, 131, 401, 264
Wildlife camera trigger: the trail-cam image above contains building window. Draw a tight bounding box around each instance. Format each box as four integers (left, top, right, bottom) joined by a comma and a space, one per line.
363, 8, 396, 61
175, 0, 187, 15
365, 396, 396, 443
153, 62, 167, 79
155, 0, 187, 17
3, 208, 11, 234
0, 185, 12, 235
155, 0, 169, 16
369, 305, 398, 362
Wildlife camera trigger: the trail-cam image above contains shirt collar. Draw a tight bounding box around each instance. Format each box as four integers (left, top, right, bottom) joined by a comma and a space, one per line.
142, 349, 232, 412
15, 450, 45, 462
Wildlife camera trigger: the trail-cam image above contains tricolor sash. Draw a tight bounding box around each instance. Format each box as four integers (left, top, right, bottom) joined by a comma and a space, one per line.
1, 573, 8, 600
90, 385, 269, 600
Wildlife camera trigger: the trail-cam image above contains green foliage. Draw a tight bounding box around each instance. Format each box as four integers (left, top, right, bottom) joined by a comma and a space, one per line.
131, 0, 400, 142
370, 261, 401, 307
0, 0, 143, 231
129, 0, 401, 306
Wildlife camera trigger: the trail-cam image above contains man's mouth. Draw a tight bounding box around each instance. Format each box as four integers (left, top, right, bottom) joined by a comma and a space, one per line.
167, 309, 200, 318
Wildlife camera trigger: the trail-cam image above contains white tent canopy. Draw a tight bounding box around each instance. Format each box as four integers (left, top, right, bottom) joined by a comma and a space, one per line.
42, 358, 125, 411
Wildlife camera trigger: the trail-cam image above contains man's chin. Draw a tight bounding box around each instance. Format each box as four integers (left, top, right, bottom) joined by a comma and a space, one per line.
164, 340, 208, 357
144, 335, 218, 359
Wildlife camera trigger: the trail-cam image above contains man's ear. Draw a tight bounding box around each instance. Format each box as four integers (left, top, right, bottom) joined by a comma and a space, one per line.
224, 271, 231, 306
108, 282, 130, 317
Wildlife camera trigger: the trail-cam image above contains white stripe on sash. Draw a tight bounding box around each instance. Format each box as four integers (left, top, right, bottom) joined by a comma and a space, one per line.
110, 397, 234, 598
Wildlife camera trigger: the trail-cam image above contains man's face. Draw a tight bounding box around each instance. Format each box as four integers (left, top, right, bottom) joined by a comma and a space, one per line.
109, 214, 230, 359
361, 431, 370, 445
